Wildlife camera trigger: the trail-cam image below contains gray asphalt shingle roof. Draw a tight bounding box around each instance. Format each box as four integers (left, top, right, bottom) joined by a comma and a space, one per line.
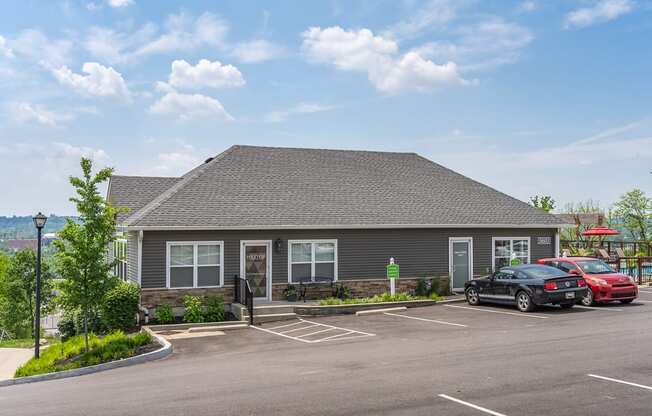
113, 145, 563, 229
108, 175, 180, 222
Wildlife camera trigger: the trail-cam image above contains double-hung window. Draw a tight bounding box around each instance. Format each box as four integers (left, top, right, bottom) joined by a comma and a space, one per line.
493, 237, 530, 271
167, 242, 224, 288
288, 240, 337, 283
113, 239, 128, 281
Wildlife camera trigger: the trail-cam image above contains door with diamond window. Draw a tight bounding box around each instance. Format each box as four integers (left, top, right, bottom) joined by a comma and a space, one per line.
241, 241, 271, 299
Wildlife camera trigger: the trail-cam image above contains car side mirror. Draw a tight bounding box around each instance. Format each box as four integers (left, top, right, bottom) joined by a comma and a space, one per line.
489, 273, 496, 281
569, 269, 579, 275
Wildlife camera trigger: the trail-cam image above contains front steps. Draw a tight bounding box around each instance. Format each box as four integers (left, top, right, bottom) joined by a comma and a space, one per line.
232, 303, 298, 324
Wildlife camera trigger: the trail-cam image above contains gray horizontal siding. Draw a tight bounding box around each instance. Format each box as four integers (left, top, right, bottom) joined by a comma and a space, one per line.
140, 228, 556, 289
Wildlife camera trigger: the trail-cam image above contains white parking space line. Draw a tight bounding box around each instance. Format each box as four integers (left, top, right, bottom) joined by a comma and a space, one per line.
438, 394, 508, 416
383, 312, 468, 328
296, 328, 336, 338
587, 374, 652, 391
575, 305, 623, 312
267, 321, 304, 330
280, 324, 319, 334
252, 319, 375, 343
444, 304, 548, 319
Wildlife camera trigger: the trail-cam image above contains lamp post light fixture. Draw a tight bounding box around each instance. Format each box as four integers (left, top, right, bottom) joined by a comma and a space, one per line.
32, 212, 47, 359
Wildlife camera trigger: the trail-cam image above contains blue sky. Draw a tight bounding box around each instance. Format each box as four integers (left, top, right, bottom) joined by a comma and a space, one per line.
1, 0, 651, 215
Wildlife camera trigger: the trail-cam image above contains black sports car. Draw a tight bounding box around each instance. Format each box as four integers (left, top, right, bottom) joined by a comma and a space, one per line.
464, 264, 589, 312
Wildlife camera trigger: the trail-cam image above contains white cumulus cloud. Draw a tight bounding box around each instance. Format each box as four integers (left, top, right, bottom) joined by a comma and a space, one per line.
6, 29, 72, 67
84, 12, 228, 64
149, 91, 234, 121
168, 59, 245, 89
231, 39, 286, 63
107, 0, 133, 7
564, 0, 633, 29
417, 18, 534, 72
301, 26, 469, 94
264, 102, 334, 123
8, 102, 74, 126
384, 0, 459, 40
52, 62, 131, 99
0, 35, 14, 58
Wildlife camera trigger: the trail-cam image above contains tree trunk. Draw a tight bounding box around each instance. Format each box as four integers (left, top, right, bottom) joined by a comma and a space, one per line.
84, 307, 89, 353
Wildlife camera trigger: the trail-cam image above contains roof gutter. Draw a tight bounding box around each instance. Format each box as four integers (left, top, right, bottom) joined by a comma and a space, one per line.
118, 223, 572, 232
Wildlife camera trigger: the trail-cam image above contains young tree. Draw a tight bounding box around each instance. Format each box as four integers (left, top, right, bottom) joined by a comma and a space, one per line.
612, 189, 652, 242
530, 195, 556, 213
0, 249, 55, 338
54, 158, 121, 352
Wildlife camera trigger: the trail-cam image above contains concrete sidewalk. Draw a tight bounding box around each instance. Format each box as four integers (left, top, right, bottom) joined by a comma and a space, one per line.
0, 348, 32, 380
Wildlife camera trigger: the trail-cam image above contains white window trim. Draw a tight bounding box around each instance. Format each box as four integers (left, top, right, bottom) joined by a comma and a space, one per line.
166, 241, 224, 289
287, 239, 338, 283
491, 237, 531, 272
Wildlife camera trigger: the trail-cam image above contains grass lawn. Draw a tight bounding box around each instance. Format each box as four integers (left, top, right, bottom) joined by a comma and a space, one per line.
14, 331, 154, 378
0, 338, 35, 348
319, 292, 442, 306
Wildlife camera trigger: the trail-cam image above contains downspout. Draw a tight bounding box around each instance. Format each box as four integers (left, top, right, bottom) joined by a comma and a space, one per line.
555, 228, 561, 257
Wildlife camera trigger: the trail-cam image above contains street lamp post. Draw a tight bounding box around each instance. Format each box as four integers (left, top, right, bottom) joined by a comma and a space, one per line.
32, 212, 47, 359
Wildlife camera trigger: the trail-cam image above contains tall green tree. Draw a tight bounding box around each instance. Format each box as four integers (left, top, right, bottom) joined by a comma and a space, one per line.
613, 189, 652, 242
54, 158, 121, 352
0, 249, 55, 338
530, 195, 556, 213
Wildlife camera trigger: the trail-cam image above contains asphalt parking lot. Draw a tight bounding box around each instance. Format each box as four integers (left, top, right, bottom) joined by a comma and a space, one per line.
2, 290, 652, 416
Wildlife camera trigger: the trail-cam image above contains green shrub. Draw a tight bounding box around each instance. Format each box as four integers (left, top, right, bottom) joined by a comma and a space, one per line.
154, 303, 174, 324
183, 295, 204, 323
318, 291, 442, 306
102, 281, 140, 331
203, 295, 225, 322
415, 279, 430, 297
333, 283, 351, 300
57, 314, 77, 341
14, 331, 153, 378
58, 308, 107, 340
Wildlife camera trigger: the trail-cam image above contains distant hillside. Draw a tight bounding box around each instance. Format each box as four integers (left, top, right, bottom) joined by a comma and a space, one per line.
0, 215, 77, 239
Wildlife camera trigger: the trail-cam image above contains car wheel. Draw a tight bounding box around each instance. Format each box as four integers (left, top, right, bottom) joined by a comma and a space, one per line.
620, 299, 634, 304
560, 302, 574, 309
465, 287, 480, 306
516, 291, 535, 312
580, 289, 594, 306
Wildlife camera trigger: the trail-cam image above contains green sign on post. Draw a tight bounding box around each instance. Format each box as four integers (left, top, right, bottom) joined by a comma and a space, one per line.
386, 263, 400, 279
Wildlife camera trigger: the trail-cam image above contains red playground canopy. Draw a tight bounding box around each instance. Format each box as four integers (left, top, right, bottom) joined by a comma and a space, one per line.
581, 226, 620, 237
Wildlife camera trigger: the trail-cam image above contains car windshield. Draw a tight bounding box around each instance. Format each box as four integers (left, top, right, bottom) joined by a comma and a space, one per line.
576, 260, 614, 274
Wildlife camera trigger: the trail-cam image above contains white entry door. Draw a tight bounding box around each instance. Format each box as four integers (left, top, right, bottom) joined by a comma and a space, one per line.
449, 237, 473, 293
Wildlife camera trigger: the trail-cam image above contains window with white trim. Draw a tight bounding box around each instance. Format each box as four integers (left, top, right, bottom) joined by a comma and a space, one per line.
289, 240, 337, 283
113, 239, 128, 281
167, 242, 223, 288
493, 237, 530, 271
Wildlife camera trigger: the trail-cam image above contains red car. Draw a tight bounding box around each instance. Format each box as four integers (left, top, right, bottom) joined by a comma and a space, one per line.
537, 257, 638, 306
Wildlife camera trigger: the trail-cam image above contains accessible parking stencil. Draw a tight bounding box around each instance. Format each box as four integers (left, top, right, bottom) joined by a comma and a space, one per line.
252, 318, 375, 343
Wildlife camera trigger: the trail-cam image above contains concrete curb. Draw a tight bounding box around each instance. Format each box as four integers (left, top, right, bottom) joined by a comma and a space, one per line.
187, 324, 249, 333
0, 329, 172, 388
296, 297, 466, 316
356, 307, 407, 316
146, 321, 247, 331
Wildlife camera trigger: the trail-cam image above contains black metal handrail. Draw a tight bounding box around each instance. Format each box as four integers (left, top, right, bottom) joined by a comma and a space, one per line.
234, 274, 254, 325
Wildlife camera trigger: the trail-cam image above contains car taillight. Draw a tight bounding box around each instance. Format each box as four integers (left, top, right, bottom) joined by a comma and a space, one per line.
544, 282, 558, 290
578, 279, 586, 287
